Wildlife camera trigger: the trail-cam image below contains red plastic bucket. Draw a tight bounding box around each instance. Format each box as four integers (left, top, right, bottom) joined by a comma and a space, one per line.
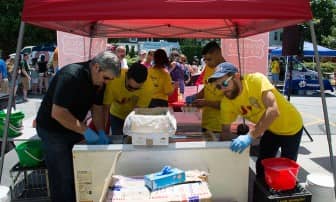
262, 157, 300, 191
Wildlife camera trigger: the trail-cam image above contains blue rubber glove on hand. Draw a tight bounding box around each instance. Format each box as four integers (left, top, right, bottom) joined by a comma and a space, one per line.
97, 130, 109, 145
185, 94, 197, 104
84, 128, 99, 144
230, 133, 253, 154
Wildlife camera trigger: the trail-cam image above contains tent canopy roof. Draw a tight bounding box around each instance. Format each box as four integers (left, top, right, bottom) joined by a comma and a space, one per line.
22, 0, 312, 38
271, 41, 336, 57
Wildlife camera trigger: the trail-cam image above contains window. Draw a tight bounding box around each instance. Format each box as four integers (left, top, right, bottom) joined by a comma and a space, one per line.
274, 32, 278, 40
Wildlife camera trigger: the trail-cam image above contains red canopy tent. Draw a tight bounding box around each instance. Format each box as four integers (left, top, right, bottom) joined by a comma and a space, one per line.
21, 0, 312, 38
2, 0, 336, 199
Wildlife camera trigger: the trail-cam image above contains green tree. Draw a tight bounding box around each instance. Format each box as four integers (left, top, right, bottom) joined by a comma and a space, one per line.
309, 0, 336, 47
129, 46, 136, 58
179, 39, 203, 64
0, 1, 56, 58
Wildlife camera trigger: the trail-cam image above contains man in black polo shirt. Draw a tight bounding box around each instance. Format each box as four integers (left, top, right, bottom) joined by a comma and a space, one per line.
36, 51, 121, 202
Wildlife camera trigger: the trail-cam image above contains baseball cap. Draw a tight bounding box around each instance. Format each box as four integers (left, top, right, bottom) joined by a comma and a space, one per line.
207, 62, 238, 83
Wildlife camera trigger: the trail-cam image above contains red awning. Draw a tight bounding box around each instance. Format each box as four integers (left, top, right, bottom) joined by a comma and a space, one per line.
22, 0, 313, 38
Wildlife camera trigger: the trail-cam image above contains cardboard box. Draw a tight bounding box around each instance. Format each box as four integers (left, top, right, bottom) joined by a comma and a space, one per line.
132, 133, 169, 146
123, 108, 177, 146
144, 168, 186, 191
106, 175, 212, 202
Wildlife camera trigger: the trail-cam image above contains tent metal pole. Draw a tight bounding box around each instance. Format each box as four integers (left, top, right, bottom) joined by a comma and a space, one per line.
282, 56, 289, 95
309, 21, 336, 197
235, 26, 242, 75
0, 22, 25, 182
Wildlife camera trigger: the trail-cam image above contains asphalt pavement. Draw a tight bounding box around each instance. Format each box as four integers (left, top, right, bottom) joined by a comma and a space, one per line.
2, 91, 336, 201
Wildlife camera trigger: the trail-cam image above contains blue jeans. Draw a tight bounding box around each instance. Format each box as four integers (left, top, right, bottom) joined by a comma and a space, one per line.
256, 127, 303, 178
37, 127, 78, 202
109, 114, 125, 144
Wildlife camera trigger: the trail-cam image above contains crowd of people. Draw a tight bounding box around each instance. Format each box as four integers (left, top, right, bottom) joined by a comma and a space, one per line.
32, 41, 303, 202
0, 51, 58, 101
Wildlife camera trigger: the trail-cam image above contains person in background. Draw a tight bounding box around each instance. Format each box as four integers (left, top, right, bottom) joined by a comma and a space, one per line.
36, 51, 121, 202
37, 55, 49, 94
169, 51, 185, 98
52, 46, 59, 72
30, 58, 39, 94
20, 53, 31, 101
271, 57, 280, 86
142, 50, 154, 68
0, 57, 8, 94
148, 49, 175, 107
116, 46, 128, 69
6, 58, 19, 97
180, 54, 191, 86
103, 62, 152, 143
185, 41, 225, 134
208, 62, 303, 179
138, 50, 147, 64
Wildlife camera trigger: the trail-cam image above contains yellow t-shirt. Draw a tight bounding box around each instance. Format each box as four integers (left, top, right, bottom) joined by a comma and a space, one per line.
220, 73, 302, 135
202, 65, 224, 132
103, 69, 153, 119
147, 67, 174, 101
271, 60, 280, 74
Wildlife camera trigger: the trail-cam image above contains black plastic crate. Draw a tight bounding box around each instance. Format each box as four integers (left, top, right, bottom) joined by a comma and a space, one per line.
10, 162, 50, 202
253, 178, 312, 202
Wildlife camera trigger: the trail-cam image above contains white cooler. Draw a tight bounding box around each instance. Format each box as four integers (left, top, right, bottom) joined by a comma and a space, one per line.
306, 173, 336, 202
0, 186, 10, 202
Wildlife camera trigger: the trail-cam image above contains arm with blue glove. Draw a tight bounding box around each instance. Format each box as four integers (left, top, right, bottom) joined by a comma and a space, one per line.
97, 130, 109, 144
84, 128, 99, 144
230, 132, 253, 153
230, 90, 280, 153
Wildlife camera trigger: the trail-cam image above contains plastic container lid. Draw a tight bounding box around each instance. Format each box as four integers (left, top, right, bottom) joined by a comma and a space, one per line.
307, 173, 335, 188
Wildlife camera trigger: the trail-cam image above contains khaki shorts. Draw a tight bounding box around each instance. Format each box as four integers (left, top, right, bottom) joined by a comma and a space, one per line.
0, 79, 8, 93
21, 76, 30, 90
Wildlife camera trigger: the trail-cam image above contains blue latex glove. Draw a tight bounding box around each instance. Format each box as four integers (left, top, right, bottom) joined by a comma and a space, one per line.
97, 130, 109, 145
159, 166, 172, 175
185, 94, 197, 104
84, 128, 99, 144
230, 133, 253, 153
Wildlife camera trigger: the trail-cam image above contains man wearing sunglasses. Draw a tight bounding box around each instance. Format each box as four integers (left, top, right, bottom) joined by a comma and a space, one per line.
103, 62, 153, 143
208, 62, 303, 179
185, 41, 225, 134
35, 51, 121, 202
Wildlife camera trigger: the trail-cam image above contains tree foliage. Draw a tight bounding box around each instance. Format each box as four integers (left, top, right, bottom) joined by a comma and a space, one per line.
179, 39, 202, 64
0, 1, 56, 58
309, 0, 336, 48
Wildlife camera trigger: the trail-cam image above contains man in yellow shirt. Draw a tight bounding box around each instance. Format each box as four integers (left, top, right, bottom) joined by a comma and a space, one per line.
208, 62, 303, 178
103, 63, 152, 143
185, 41, 225, 133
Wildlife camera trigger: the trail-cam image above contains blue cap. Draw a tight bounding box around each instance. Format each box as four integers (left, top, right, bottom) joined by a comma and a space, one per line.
207, 62, 238, 83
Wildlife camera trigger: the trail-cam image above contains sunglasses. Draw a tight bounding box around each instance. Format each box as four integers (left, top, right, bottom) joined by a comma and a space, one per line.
215, 76, 233, 90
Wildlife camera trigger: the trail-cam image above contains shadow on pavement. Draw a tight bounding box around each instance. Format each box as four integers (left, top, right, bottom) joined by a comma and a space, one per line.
311, 156, 336, 173
298, 146, 312, 155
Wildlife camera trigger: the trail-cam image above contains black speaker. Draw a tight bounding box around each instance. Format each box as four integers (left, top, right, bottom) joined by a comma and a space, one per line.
282, 25, 304, 56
